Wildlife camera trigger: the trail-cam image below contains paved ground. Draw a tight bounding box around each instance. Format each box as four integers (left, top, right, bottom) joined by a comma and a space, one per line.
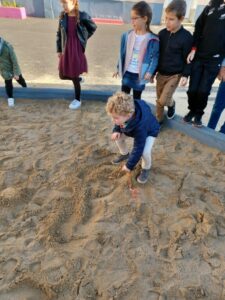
0, 17, 224, 129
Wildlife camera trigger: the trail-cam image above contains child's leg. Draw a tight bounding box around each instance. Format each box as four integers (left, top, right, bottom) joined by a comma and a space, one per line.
133, 90, 142, 100
72, 77, 81, 101
208, 81, 225, 130
5, 79, 13, 98
16, 74, 27, 87
122, 85, 131, 94
156, 74, 180, 122
115, 134, 129, 155
141, 136, 155, 170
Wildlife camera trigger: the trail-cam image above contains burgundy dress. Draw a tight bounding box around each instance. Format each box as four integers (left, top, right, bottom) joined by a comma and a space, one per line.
59, 16, 87, 79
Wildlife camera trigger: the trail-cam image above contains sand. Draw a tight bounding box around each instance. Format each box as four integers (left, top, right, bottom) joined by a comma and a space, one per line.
0, 99, 225, 300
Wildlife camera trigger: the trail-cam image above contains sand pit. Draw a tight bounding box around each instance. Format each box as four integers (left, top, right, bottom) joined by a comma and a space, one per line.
0, 99, 225, 299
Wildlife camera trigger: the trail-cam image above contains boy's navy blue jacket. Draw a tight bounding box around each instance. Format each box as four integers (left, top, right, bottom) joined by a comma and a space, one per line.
157, 26, 193, 77
113, 100, 160, 170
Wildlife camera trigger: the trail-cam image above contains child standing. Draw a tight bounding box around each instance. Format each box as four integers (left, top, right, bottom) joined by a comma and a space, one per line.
106, 92, 160, 184
183, 0, 225, 127
57, 0, 97, 110
0, 37, 27, 107
155, 0, 193, 124
113, 1, 159, 100
207, 59, 225, 133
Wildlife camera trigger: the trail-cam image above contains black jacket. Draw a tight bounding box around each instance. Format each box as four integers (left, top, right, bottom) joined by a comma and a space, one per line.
56, 11, 97, 53
113, 100, 160, 170
193, 3, 225, 61
157, 26, 193, 77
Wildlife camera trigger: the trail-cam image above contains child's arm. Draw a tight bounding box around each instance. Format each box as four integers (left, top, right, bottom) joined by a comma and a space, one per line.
145, 39, 159, 80
187, 6, 209, 63
82, 13, 97, 39
8, 45, 21, 77
180, 32, 193, 86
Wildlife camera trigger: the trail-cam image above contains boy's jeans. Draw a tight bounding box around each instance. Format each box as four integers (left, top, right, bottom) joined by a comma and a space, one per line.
115, 134, 155, 169
156, 73, 181, 122
208, 81, 225, 134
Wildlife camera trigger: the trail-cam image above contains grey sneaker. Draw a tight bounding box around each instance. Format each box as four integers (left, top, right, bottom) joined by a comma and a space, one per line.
137, 169, 150, 184
112, 153, 129, 165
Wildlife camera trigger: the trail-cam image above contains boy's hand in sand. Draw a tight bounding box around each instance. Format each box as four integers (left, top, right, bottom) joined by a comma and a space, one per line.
113, 71, 119, 78
187, 49, 196, 63
122, 165, 131, 172
111, 132, 121, 141
179, 77, 188, 87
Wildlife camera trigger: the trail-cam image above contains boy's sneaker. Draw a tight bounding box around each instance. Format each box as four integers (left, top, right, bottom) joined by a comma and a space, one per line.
137, 169, 150, 184
167, 101, 176, 119
193, 115, 203, 127
8, 98, 15, 107
69, 99, 81, 110
183, 111, 195, 123
112, 153, 129, 165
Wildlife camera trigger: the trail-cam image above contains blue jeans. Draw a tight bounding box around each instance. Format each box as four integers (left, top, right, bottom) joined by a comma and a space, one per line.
207, 81, 225, 134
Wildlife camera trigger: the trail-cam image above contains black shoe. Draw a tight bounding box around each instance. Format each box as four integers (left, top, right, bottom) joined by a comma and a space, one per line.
137, 169, 150, 184
167, 102, 176, 119
183, 111, 195, 123
193, 115, 203, 127
112, 153, 129, 165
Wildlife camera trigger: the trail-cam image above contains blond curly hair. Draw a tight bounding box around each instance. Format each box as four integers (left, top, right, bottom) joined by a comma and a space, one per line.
106, 92, 135, 115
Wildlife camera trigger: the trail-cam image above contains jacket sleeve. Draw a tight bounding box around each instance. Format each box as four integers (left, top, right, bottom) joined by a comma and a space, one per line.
147, 39, 159, 75
82, 13, 97, 39
126, 128, 147, 170
192, 6, 209, 49
113, 125, 122, 133
8, 45, 21, 76
182, 33, 193, 77
56, 19, 62, 53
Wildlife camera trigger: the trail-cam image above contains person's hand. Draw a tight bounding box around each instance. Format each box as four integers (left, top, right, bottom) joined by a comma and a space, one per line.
149, 75, 155, 83
218, 66, 225, 81
179, 77, 188, 87
113, 71, 119, 78
187, 49, 196, 64
14, 75, 19, 80
122, 165, 131, 172
58, 53, 62, 58
144, 72, 152, 81
111, 132, 121, 141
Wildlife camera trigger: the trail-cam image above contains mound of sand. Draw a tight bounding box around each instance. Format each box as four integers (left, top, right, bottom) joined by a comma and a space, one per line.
0, 99, 225, 299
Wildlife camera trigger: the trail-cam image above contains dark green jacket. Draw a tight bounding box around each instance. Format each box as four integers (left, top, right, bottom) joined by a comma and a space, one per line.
0, 38, 21, 80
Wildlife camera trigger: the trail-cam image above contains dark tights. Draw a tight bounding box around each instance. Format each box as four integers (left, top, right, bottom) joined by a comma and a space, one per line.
5, 74, 27, 98
122, 85, 142, 100
72, 77, 81, 101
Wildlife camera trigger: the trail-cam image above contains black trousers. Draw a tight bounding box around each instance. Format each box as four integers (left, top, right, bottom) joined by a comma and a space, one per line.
122, 85, 142, 100
5, 74, 27, 98
72, 77, 81, 101
187, 59, 221, 116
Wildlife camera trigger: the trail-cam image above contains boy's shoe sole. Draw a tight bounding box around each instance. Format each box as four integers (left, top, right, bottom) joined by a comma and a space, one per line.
112, 153, 129, 165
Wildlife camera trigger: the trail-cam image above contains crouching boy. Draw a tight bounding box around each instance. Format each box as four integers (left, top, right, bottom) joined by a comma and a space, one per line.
106, 92, 160, 184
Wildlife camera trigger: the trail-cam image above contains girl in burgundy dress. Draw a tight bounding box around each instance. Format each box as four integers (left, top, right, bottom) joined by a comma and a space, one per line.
57, 0, 97, 109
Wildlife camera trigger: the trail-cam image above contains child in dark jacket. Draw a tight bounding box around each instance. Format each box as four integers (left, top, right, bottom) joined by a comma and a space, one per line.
106, 92, 160, 184
155, 0, 193, 123
0, 37, 27, 107
57, 0, 97, 110
183, 0, 225, 127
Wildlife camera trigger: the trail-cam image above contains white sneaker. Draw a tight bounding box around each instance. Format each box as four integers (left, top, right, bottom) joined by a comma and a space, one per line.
8, 98, 15, 107
69, 99, 81, 110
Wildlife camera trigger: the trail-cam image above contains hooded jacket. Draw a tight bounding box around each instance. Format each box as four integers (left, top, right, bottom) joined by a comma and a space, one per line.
113, 100, 160, 170
56, 11, 97, 53
0, 37, 21, 80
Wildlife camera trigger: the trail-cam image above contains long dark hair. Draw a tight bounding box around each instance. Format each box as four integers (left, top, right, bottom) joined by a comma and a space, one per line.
132, 1, 152, 32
